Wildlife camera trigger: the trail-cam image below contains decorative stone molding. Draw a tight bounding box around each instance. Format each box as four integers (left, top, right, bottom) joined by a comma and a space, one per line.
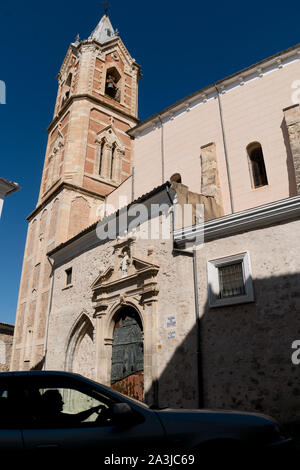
91, 252, 160, 317
65, 311, 94, 372
174, 194, 300, 245
94, 124, 125, 184
45, 131, 64, 191
256, 67, 263, 78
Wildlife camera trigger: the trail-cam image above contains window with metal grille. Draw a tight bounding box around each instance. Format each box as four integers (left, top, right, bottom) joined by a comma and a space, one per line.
207, 252, 254, 307
218, 262, 245, 298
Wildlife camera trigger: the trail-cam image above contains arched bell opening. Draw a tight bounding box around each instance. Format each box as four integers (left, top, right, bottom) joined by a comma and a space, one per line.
110, 305, 144, 401
105, 67, 121, 102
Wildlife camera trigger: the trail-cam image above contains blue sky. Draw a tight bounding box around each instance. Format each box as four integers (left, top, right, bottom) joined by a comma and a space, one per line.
1, 0, 300, 325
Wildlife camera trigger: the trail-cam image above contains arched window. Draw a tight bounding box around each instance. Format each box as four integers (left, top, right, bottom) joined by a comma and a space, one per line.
170, 173, 182, 183
99, 140, 105, 176
95, 126, 125, 184
110, 143, 116, 180
61, 73, 73, 107
105, 67, 121, 102
247, 142, 268, 188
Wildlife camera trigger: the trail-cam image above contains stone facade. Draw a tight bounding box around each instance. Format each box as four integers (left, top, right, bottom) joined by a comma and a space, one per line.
198, 218, 300, 420
45, 187, 300, 420
11, 13, 300, 421
0, 323, 14, 372
46, 197, 199, 408
11, 14, 141, 371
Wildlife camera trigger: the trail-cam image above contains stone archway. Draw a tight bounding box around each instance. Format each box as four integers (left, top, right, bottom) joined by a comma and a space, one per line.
65, 313, 95, 380
110, 305, 144, 401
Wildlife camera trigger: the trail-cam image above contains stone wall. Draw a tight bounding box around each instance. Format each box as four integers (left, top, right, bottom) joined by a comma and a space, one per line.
46, 216, 198, 409
197, 218, 300, 421
0, 323, 14, 372
45, 206, 300, 420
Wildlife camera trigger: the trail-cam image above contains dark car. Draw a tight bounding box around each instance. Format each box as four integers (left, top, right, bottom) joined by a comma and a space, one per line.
0, 371, 293, 464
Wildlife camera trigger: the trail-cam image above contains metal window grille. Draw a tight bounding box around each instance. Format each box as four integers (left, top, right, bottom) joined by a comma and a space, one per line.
218, 262, 245, 298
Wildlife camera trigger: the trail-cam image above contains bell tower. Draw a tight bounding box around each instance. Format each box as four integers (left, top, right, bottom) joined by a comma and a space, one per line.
11, 13, 141, 371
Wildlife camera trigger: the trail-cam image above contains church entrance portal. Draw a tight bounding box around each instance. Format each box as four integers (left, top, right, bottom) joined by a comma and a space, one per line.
110, 306, 144, 401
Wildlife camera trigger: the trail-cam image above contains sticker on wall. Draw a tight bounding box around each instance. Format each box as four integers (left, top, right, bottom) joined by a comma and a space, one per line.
168, 331, 176, 339
166, 316, 176, 328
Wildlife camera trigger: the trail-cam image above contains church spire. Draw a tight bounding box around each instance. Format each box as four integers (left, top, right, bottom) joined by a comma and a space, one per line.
89, 13, 117, 43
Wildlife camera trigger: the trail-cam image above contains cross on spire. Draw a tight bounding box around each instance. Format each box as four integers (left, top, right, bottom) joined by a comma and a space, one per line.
102, 1, 110, 15
89, 7, 116, 43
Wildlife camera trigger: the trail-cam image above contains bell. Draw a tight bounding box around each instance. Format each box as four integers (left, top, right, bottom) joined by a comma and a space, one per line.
107, 82, 114, 90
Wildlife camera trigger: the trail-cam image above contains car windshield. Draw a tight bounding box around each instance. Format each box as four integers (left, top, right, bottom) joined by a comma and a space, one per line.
81, 375, 150, 409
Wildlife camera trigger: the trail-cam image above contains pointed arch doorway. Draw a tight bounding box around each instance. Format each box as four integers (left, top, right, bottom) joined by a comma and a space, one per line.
110, 305, 144, 401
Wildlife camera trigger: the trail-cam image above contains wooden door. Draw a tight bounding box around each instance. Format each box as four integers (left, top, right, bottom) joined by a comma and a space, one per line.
111, 310, 144, 401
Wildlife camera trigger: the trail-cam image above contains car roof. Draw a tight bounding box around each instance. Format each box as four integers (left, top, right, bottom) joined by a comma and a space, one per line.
0, 370, 151, 409
0, 370, 86, 379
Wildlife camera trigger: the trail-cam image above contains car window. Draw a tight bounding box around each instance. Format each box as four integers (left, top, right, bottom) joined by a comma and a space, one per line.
23, 381, 117, 429
0, 388, 10, 428
0, 385, 28, 429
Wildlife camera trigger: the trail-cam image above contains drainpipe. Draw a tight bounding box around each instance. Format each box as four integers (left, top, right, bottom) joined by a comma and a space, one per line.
166, 185, 203, 408
192, 247, 203, 409
158, 115, 165, 184
131, 166, 135, 202
215, 85, 234, 213
43, 255, 55, 370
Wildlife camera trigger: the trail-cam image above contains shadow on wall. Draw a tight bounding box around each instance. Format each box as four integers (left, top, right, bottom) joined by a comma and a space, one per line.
146, 271, 300, 422
30, 356, 45, 371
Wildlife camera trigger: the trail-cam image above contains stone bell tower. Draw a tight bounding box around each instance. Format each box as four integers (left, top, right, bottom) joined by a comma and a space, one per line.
11, 13, 141, 370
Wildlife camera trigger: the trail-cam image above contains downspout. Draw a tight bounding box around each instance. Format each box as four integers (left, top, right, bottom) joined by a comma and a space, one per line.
43, 255, 55, 370
215, 85, 234, 213
158, 115, 165, 184
166, 185, 203, 408
131, 166, 135, 202
192, 247, 204, 409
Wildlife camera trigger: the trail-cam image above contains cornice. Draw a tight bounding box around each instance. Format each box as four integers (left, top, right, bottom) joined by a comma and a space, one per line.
174, 195, 300, 246
27, 182, 104, 222
47, 93, 140, 134
0, 178, 20, 197
129, 43, 300, 137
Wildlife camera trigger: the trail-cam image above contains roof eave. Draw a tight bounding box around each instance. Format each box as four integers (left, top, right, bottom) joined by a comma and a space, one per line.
128, 41, 300, 137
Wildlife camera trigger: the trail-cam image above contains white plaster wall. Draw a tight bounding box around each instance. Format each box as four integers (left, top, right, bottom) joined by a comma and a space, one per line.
132, 58, 300, 214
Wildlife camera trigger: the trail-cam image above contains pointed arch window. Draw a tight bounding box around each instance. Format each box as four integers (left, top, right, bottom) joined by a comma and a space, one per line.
110, 143, 116, 180
45, 133, 63, 192
247, 142, 268, 188
61, 72, 73, 107
95, 126, 125, 184
99, 139, 105, 176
